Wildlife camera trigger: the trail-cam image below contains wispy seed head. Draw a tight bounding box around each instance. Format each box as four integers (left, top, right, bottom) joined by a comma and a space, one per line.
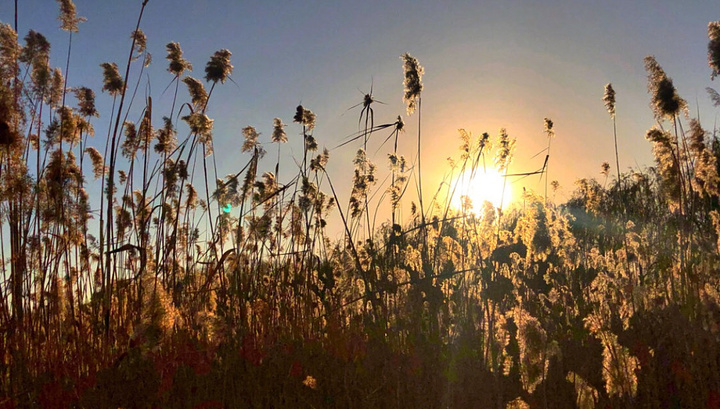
56, 0, 85, 32
85, 146, 105, 179
74, 87, 98, 117
205, 49, 233, 84
294, 105, 316, 131
603, 83, 616, 118
544, 118, 554, 138
395, 115, 404, 132
708, 22, 720, 80
182, 77, 207, 109
241, 125, 260, 153
271, 118, 287, 143
601, 162, 610, 176
166, 42, 192, 76
131, 29, 147, 61
644, 55, 687, 120
100, 62, 124, 96
401, 53, 424, 115
20, 30, 50, 65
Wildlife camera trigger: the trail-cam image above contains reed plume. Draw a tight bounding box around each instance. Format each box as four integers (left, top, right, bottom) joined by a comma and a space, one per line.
205, 49, 233, 84
401, 53, 423, 115
644, 56, 686, 120
708, 21, 720, 79
56, 0, 85, 32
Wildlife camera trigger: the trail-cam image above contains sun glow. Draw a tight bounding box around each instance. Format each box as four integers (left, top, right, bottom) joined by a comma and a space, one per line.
450, 167, 512, 211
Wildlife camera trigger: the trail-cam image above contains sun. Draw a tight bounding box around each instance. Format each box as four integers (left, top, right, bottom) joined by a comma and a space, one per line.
450, 167, 512, 211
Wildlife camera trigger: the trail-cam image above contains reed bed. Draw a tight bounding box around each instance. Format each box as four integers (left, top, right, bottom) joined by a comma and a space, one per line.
1, 2, 720, 408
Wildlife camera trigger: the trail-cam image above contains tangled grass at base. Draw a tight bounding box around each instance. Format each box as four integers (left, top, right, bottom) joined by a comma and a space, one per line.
2, 2, 720, 408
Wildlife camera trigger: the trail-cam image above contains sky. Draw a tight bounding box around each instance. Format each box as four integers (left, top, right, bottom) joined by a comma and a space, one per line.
2, 0, 719, 237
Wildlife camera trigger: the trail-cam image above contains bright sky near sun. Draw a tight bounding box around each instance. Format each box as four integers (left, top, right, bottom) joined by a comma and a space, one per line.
2, 0, 719, 234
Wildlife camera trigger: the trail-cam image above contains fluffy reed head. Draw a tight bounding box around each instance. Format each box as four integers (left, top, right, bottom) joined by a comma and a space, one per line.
205, 49, 233, 84
401, 53, 424, 115
56, 0, 85, 32
271, 118, 287, 143
603, 83, 616, 118
166, 42, 192, 76
708, 22, 720, 79
73, 87, 98, 117
543, 118, 554, 138
495, 128, 516, 172
0, 24, 19, 76
183, 77, 208, 109
100, 62, 124, 96
644, 56, 686, 120
293, 105, 316, 131
601, 162, 610, 177
20, 30, 50, 65
131, 29, 147, 61
241, 126, 260, 153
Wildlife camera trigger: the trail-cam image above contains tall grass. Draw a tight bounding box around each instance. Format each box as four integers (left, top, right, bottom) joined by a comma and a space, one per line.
1, 2, 720, 408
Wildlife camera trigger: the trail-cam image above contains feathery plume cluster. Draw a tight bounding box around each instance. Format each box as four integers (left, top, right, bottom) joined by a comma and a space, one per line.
44, 106, 78, 145
131, 29, 147, 62
601, 332, 639, 398
73, 87, 98, 117
183, 77, 207, 109
138, 102, 154, 148
45, 149, 81, 194
707, 87, 720, 106
543, 118, 554, 138
395, 115, 405, 133
478, 131, 490, 150
388, 153, 408, 208
687, 119, 720, 197
185, 184, 197, 209
350, 149, 376, 218
85, 146, 105, 179
495, 128, 515, 172
293, 105, 316, 131
19, 30, 48, 61
142, 286, 179, 335
708, 21, 720, 79
646, 127, 681, 211
241, 126, 260, 153
514, 307, 556, 394
20, 30, 50, 66
166, 42, 192, 76
0, 24, 19, 76
155, 117, 177, 155
550, 180, 560, 192
205, 49, 233, 84
302, 376, 317, 390
0, 96, 17, 147
271, 118, 287, 143
56, 0, 85, 32
644, 56, 687, 120
601, 162, 611, 177
47, 68, 64, 108
309, 148, 330, 172
401, 53, 424, 115
121, 121, 139, 159
603, 83, 616, 118
458, 128, 472, 158
567, 372, 599, 409
22, 31, 52, 97
100, 62, 124, 96
506, 398, 530, 409
183, 112, 214, 146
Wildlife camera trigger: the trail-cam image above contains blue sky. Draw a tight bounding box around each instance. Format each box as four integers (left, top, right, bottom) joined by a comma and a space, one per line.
2, 0, 719, 235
